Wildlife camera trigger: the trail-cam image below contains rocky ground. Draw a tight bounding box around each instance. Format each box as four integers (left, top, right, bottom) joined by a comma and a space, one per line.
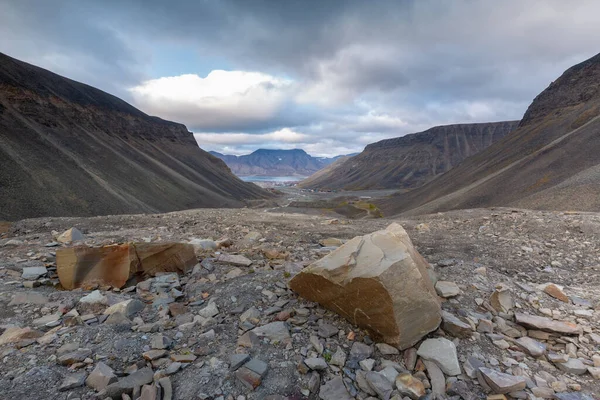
0, 205, 599, 400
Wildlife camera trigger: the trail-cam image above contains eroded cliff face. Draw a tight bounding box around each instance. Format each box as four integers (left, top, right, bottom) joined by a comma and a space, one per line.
299, 121, 518, 190
0, 52, 269, 220
378, 52, 600, 216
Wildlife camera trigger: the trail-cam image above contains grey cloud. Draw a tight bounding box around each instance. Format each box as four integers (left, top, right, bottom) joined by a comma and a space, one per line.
2, 0, 600, 156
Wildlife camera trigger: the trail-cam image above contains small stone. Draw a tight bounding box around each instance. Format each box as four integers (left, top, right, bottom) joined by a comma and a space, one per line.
22, 266, 48, 280
85, 362, 117, 391
423, 360, 445, 395
103, 299, 145, 317
305, 357, 328, 371
140, 384, 157, 400
490, 284, 513, 313
56, 227, 84, 243
478, 319, 494, 333
417, 337, 461, 376
319, 377, 353, 400
251, 321, 290, 343
165, 362, 181, 375
230, 354, 250, 371
555, 358, 587, 375
365, 371, 393, 400
593, 354, 600, 367
514, 336, 546, 357
104, 367, 154, 399
245, 358, 268, 377
217, 254, 252, 267
441, 310, 473, 338
395, 373, 425, 400
58, 349, 92, 365
359, 358, 375, 371
318, 323, 338, 338
544, 284, 569, 302
435, 281, 461, 297
143, 350, 167, 361
59, 372, 87, 391
151, 334, 172, 350
478, 367, 526, 394
330, 347, 347, 367
79, 290, 108, 305
198, 301, 219, 318
170, 354, 196, 363
376, 343, 399, 355
236, 367, 262, 390
514, 313, 581, 335
403, 348, 417, 371
159, 377, 172, 400
588, 367, 600, 379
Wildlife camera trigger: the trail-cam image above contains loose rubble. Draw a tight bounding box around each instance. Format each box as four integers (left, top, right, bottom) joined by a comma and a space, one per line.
0, 206, 599, 399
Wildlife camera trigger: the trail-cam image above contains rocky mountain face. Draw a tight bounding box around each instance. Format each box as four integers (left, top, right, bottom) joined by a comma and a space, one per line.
298, 122, 518, 190
209, 149, 350, 177
0, 52, 269, 221
379, 52, 600, 216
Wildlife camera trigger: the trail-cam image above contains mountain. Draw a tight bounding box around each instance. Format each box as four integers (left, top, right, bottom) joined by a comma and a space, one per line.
298, 121, 518, 190
378, 52, 600, 216
208, 149, 353, 176
0, 52, 270, 221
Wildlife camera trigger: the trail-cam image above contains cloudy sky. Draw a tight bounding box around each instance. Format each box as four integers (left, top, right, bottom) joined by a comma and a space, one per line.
1, 1, 599, 156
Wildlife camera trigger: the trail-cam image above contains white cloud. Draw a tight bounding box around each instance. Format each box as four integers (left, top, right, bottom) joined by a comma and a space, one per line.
129, 71, 294, 131
194, 128, 309, 146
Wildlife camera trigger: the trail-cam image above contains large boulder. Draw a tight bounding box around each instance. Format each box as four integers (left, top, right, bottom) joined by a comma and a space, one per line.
289, 223, 441, 349
57, 244, 138, 290
57, 243, 196, 290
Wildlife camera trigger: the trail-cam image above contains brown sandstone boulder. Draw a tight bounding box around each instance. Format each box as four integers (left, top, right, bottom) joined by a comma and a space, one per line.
57, 244, 139, 290
57, 243, 196, 290
133, 242, 196, 276
289, 223, 441, 349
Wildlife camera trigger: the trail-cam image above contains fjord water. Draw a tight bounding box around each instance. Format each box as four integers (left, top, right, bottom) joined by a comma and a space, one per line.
239, 176, 306, 182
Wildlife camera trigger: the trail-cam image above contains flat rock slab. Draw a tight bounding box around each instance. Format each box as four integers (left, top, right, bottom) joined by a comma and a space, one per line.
417, 337, 461, 376
478, 367, 526, 394
514, 313, 582, 335
319, 377, 353, 400
290, 223, 441, 349
251, 321, 291, 343
515, 336, 546, 357
104, 367, 153, 399
435, 281, 461, 297
22, 266, 48, 280
555, 358, 587, 375
85, 361, 117, 391
217, 254, 252, 266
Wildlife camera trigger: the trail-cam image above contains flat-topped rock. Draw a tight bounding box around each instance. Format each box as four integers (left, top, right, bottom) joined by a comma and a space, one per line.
478, 367, 527, 394
514, 313, 582, 335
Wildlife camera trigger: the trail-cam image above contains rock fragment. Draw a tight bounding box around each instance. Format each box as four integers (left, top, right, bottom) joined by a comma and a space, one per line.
395, 373, 425, 400
490, 284, 514, 313
417, 337, 461, 376
435, 281, 461, 297
478, 367, 526, 394
544, 283, 569, 302
86, 362, 117, 391
514, 313, 582, 335
56, 227, 84, 244
319, 377, 353, 400
289, 223, 441, 348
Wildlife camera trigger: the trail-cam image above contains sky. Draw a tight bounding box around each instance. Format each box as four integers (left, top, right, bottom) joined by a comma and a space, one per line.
1, 1, 599, 157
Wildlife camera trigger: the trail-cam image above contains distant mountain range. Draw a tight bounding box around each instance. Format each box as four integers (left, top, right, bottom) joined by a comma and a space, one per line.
378, 52, 600, 215
0, 52, 269, 220
209, 149, 357, 176
298, 121, 518, 190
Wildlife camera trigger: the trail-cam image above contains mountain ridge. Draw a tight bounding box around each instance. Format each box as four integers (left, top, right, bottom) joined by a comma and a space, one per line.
209, 148, 355, 177
377, 52, 600, 216
298, 121, 518, 190
0, 52, 270, 220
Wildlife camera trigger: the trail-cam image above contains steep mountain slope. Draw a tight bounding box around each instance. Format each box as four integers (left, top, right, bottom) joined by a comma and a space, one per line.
209, 149, 341, 176
0, 52, 269, 221
379, 52, 600, 216
297, 156, 353, 188
299, 121, 518, 190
